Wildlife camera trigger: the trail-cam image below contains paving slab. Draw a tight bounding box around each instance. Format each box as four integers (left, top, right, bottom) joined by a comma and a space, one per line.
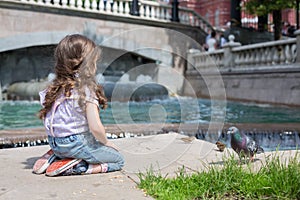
0, 133, 299, 200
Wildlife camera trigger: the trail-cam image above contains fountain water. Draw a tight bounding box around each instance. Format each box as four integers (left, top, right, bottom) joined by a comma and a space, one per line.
195, 129, 300, 152
0, 83, 2, 101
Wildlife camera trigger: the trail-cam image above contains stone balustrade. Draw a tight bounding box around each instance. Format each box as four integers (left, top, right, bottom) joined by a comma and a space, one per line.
188, 31, 300, 71
233, 39, 297, 68
17, 0, 213, 33
189, 49, 224, 70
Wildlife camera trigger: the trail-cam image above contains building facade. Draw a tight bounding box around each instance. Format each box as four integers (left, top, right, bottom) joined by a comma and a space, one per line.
180, 0, 298, 31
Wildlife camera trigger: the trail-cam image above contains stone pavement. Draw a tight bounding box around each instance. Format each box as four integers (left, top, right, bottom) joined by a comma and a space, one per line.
0, 133, 299, 200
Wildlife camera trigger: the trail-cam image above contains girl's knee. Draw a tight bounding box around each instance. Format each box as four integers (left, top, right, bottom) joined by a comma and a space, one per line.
117, 154, 125, 168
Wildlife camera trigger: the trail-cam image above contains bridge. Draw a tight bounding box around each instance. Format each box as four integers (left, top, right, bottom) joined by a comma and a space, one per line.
0, 0, 211, 53
0, 0, 213, 97
1, 0, 300, 106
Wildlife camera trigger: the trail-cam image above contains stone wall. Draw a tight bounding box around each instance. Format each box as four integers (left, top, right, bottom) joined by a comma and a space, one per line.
183, 31, 300, 106
184, 66, 300, 106
0, 1, 204, 56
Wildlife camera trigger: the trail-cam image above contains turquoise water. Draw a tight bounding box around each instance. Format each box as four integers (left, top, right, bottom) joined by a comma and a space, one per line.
0, 97, 300, 130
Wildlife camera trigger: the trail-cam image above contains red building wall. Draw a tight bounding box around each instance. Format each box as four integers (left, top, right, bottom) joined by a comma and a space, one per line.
180, 0, 231, 29
179, 0, 298, 30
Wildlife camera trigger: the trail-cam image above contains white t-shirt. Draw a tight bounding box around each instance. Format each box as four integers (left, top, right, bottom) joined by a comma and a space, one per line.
39, 88, 99, 137
207, 38, 217, 52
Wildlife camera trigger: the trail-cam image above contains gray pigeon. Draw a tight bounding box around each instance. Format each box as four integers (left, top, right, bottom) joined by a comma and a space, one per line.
227, 126, 264, 161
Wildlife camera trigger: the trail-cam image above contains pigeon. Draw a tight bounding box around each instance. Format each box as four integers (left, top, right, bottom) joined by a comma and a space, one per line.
227, 126, 264, 162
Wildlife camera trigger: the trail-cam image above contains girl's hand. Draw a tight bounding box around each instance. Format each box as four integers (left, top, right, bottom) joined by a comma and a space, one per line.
105, 140, 119, 151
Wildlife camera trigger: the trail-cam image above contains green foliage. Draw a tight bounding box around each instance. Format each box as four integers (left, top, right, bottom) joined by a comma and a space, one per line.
138, 153, 300, 199
245, 0, 296, 16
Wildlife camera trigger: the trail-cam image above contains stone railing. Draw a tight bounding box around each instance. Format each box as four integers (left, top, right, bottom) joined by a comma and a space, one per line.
233, 38, 297, 68
187, 31, 300, 71
16, 0, 213, 33
188, 49, 224, 70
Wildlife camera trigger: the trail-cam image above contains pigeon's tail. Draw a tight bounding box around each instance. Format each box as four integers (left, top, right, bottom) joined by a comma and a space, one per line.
257, 146, 264, 154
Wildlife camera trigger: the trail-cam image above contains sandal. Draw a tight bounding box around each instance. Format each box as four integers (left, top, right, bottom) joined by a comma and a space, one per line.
46, 158, 82, 177
32, 149, 56, 174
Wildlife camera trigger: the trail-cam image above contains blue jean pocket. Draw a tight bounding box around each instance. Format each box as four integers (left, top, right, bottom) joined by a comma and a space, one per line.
49, 134, 84, 157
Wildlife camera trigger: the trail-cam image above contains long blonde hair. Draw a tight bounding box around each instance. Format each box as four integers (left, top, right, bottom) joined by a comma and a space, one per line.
39, 34, 107, 119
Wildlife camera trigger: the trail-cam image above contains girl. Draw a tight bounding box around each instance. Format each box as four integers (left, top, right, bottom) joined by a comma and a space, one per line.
33, 34, 124, 176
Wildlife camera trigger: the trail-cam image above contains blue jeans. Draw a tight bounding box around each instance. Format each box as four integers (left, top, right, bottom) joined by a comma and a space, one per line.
48, 133, 124, 172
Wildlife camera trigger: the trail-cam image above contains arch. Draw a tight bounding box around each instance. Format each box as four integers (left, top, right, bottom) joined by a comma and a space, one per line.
0, 31, 72, 53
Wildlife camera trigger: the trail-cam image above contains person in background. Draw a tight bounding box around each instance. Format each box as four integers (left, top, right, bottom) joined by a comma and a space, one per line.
204, 29, 212, 51
207, 30, 217, 52
219, 34, 227, 48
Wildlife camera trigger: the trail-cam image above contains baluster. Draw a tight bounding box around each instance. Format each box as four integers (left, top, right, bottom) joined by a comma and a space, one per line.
185, 13, 189, 24
20, 0, 28, 2
259, 49, 264, 65
179, 12, 183, 22
84, 0, 91, 9
119, 1, 124, 14
140, 5, 145, 17
236, 52, 241, 67
279, 45, 286, 64
151, 6, 156, 19
190, 15, 194, 26
91, 0, 98, 10
124, 1, 130, 15
285, 44, 292, 63
106, 0, 112, 12
145, 5, 150, 19
199, 56, 204, 69
291, 44, 297, 62
234, 52, 241, 67
243, 51, 248, 66
61, 0, 68, 7
157, 6, 164, 19
254, 49, 260, 65
36, 0, 43, 4
241, 52, 246, 67
69, 0, 76, 8
28, 0, 35, 3
159, 7, 165, 20
44, 0, 51, 5
186, 13, 190, 24
196, 17, 200, 26
272, 46, 279, 64
112, 1, 118, 13
166, 8, 171, 20
240, 51, 245, 66
251, 50, 257, 65
242, 51, 248, 66
260, 48, 267, 65
184, 13, 189, 24
155, 6, 159, 19
245, 50, 251, 66
266, 47, 272, 65
99, 0, 105, 11
77, 0, 83, 9
205, 53, 210, 68
164, 7, 169, 20
179, 12, 184, 23
238, 52, 245, 67
53, 0, 60, 6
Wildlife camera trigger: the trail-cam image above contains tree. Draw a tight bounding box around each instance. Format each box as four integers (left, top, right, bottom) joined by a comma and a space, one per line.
245, 0, 296, 40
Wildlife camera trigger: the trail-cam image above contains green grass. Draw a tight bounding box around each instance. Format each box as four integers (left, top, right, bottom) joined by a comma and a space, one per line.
138, 153, 300, 200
